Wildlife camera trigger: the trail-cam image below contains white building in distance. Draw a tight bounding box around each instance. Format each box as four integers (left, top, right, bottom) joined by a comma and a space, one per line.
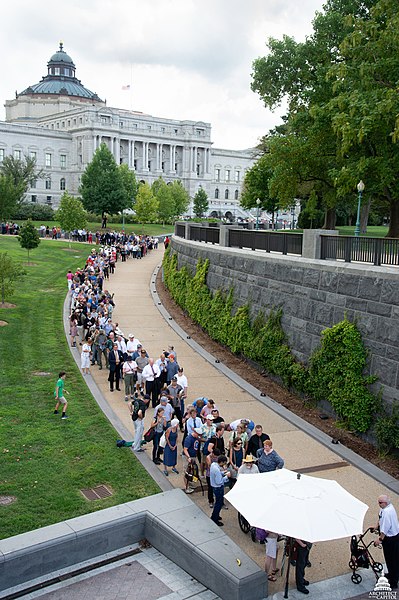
1, 43, 255, 219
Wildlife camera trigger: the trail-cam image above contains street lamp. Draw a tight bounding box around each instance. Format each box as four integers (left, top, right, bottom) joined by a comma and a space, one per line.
256, 198, 261, 230
354, 180, 365, 237
291, 204, 296, 230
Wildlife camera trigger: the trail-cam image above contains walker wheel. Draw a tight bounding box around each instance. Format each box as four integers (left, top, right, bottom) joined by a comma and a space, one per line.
348, 560, 355, 570
351, 573, 362, 584
373, 562, 383, 573
238, 513, 250, 534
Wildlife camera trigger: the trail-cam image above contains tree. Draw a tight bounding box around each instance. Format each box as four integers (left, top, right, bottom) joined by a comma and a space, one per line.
169, 181, 190, 219
18, 219, 40, 263
0, 154, 43, 206
0, 252, 25, 305
134, 182, 159, 225
240, 154, 279, 225
56, 193, 87, 246
79, 143, 126, 216
0, 175, 19, 221
193, 188, 209, 218
326, 0, 399, 237
250, 0, 376, 229
152, 178, 174, 224
119, 163, 139, 210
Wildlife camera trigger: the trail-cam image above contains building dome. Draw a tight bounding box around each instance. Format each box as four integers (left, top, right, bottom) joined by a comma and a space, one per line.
18, 42, 103, 103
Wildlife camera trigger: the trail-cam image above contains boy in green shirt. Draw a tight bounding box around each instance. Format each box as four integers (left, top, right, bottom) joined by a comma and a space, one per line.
53, 371, 69, 419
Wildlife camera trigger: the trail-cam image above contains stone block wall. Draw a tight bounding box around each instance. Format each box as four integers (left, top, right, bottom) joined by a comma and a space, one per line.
171, 237, 399, 405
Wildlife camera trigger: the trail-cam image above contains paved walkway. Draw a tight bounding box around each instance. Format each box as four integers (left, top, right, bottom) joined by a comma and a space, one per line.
68, 246, 399, 598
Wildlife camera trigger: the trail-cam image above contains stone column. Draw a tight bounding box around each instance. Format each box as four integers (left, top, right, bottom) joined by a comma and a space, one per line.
302, 229, 338, 259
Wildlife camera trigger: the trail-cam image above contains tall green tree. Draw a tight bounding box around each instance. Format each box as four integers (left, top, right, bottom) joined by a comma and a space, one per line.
152, 178, 174, 224
0, 175, 19, 221
326, 0, 399, 237
0, 252, 25, 305
0, 154, 43, 206
134, 182, 159, 225
119, 163, 139, 210
193, 188, 209, 218
240, 154, 279, 224
169, 180, 190, 219
56, 193, 87, 246
18, 219, 40, 264
79, 143, 126, 217
250, 0, 376, 229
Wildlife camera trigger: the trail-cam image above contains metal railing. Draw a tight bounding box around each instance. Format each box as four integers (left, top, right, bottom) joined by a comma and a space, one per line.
229, 229, 303, 255
175, 223, 186, 238
188, 225, 220, 244
320, 235, 399, 266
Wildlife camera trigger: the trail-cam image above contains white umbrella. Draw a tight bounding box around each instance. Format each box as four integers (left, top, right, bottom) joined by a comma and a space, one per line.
225, 468, 368, 543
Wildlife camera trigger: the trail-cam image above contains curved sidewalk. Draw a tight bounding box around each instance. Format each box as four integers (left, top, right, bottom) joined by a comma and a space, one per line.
66, 247, 398, 597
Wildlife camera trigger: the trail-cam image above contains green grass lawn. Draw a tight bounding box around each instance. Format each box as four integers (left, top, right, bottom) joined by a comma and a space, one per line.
13, 221, 174, 236
0, 236, 159, 540
336, 225, 390, 237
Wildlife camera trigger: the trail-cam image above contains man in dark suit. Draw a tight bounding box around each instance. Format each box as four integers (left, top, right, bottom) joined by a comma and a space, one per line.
108, 342, 124, 392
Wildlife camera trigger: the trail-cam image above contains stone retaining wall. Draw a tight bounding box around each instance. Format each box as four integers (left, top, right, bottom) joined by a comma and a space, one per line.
171, 237, 399, 405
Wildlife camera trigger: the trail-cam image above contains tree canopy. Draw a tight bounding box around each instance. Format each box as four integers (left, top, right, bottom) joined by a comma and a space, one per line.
18, 219, 40, 263
193, 188, 209, 218
56, 193, 87, 244
0, 252, 25, 305
134, 182, 159, 224
249, 0, 399, 234
79, 144, 127, 216
119, 163, 139, 211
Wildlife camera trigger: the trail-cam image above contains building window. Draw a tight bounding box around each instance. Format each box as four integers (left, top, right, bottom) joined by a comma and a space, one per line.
31, 180, 37, 189
174, 128, 178, 134
215, 168, 220, 182
60, 178, 66, 191
196, 164, 200, 176
148, 161, 151, 170
225, 189, 229, 200
147, 125, 151, 130
60, 154, 67, 169
161, 127, 165, 133
46, 196, 52, 205
235, 189, 239, 200
225, 169, 230, 182
134, 159, 137, 170
45, 153, 52, 167
120, 121, 124, 128
45, 178, 52, 190
235, 170, 240, 183
55, 67, 60, 75
30, 151, 37, 161
31, 195, 37, 203
161, 162, 165, 171
215, 188, 219, 199
14, 149, 21, 160
0, 149, 4, 163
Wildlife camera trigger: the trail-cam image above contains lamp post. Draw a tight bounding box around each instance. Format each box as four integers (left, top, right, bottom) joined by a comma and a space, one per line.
354, 180, 365, 237
256, 198, 261, 230
291, 204, 296, 230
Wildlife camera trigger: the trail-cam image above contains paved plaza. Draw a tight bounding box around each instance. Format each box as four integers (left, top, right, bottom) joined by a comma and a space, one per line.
62, 244, 399, 599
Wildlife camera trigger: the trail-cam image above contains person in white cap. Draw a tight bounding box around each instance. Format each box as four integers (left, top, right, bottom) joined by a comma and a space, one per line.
126, 334, 141, 356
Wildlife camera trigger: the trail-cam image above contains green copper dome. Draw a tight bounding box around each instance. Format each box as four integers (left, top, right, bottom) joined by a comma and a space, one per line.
18, 42, 103, 103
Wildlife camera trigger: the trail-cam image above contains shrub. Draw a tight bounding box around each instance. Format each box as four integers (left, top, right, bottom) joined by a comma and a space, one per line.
374, 404, 399, 455
12, 202, 55, 221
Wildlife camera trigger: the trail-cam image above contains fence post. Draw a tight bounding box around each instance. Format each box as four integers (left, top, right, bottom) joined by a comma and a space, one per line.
219, 225, 234, 247
302, 229, 338, 259
344, 237, 352, 262
374, 238, 383, 266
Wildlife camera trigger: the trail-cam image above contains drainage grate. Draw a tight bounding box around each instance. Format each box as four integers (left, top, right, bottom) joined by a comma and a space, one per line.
80, 485, 113, 501
0, 495, 17, 506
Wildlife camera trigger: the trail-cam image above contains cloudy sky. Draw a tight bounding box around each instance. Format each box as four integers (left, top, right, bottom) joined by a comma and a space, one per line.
1, 0, 325, 150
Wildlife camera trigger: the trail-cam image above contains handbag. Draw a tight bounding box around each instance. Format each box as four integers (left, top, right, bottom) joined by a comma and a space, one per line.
144, 428, 155, 443
159, 432, 167, 448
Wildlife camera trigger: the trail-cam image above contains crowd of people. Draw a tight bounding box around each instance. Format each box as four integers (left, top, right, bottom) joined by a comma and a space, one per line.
58, 239, 399, 596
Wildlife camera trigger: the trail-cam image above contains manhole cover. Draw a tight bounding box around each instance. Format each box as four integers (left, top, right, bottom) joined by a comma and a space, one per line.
0, 495, 17, 506
80, 485, 113, 501
32, 371, 52, 376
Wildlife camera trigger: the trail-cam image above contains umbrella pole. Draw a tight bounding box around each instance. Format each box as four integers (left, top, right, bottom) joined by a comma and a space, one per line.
284, 537, 293, 599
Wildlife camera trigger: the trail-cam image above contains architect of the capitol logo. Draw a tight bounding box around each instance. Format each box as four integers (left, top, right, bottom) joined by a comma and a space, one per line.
369, 576, 397, 599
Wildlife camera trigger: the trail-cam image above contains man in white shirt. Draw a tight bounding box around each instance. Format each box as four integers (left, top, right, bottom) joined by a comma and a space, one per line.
126, 333, 141, 355
374, 495, 399, 589
116, 334, 127, 356
142, 358, 161, 407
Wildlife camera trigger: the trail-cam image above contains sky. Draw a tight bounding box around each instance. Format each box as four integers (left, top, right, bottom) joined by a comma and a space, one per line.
1, 0, 325, 150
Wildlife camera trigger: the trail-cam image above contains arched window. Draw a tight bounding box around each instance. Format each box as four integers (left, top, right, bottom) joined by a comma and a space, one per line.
60, 178, 66, 191
234, 189, 239, 200
225, 188, 229, 200
45, 177, 51, 190
215, 188, 219, 199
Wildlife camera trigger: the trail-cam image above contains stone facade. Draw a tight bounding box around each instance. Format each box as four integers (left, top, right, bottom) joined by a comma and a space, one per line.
171, 236, 399, 405
0, 45, 255, 212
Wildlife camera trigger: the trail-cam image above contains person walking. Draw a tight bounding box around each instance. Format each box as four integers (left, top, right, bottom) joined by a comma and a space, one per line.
209, 455, 231, 526
53, 371, 69, 419
163, 418, 179, 476
374, 495, 399, 589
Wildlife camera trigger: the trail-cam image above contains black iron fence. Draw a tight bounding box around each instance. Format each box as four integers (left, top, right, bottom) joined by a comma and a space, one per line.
229, 229, 303, 255
188, 225, 220, 244
320, 235, 399, 266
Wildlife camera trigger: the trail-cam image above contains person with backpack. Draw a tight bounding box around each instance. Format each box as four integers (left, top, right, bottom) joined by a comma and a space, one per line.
129, 393, 150, 453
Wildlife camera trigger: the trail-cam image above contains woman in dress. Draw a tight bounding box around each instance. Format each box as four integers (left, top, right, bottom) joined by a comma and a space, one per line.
81, 338, 92, 375
69, 312, 78, 347
150, 407, 167, 465
163, 418, 179, 476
